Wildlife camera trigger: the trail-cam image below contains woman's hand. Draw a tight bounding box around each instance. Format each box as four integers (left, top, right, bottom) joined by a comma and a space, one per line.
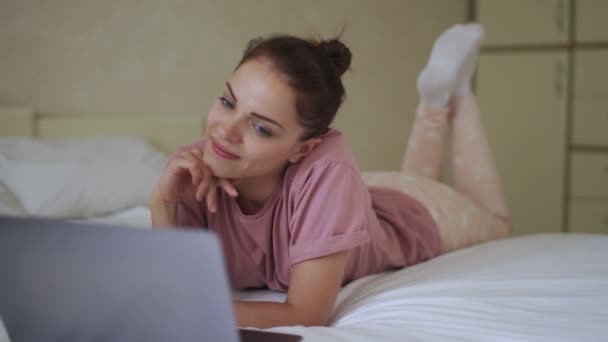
156, 147, 239, 212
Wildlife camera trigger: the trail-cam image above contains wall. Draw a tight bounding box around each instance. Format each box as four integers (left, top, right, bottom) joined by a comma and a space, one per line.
0, 0, 467, 170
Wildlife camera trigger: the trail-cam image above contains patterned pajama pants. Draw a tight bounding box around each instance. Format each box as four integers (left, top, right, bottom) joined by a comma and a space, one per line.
362, 96, 511, 254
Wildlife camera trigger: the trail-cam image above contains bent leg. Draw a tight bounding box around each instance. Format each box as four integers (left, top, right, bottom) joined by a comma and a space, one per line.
401, 105, 449, 180
402, 23, 485, 181
450, 96, 510, 223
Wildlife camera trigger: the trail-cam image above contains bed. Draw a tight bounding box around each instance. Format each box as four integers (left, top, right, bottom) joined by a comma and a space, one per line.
1, 108, 607, 341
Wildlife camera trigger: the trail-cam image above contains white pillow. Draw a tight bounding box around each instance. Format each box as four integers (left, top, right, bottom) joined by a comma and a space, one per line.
0, 136, 163, 162
0, 157, 162, 218
0, 182, 24, 216
0, 137, 167, 218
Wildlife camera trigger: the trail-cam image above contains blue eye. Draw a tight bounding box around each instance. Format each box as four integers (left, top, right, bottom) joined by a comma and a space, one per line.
253, 123, 271, 137
219, 96, 234, 109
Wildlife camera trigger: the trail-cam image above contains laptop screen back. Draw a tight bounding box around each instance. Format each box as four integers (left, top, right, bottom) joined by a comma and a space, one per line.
0, 216, 240, 342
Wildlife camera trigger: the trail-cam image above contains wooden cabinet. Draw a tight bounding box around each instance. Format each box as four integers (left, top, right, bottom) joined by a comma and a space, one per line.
570, 5, 608, 234
568, 150, 608, 234
576, 0, 608, 42
572, 50, 608, 146
474, 0, 608, 235
570, 152, 608, 199
569, 199, 608, 233
476, 53, 567, 235
476, 0, 569, 45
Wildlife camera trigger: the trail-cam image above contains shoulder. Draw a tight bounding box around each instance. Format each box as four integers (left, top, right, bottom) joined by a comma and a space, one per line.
287, 128, 359, 180
305, 128, 354, 164
285, 129, 367, 197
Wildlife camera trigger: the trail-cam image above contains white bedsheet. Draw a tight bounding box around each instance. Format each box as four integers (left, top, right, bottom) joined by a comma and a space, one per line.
238, 234, 608, 341
82, 208, 608, 341
79, 206, 153, 228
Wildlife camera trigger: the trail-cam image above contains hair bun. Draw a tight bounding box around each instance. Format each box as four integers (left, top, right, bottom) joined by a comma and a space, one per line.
319, 39, 352, 77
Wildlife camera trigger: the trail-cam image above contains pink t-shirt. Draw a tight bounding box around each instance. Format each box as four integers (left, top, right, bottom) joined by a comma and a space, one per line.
175, 129, 441, 292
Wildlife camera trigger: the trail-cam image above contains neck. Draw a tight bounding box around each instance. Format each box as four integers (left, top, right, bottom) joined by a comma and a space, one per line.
234, 168, 285, 215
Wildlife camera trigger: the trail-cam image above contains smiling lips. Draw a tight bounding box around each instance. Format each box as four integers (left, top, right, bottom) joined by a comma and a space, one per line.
211, 139, 240, 160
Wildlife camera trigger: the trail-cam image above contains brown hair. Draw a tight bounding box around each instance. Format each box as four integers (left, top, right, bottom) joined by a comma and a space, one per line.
236, 34, 352, 140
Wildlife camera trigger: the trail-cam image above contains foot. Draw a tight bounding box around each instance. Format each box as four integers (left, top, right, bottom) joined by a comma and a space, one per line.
417, 23, 485, 107
454, 23, 485, 97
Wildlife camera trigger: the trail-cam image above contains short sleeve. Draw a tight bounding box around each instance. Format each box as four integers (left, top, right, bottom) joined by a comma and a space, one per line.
289, 163, 370, 266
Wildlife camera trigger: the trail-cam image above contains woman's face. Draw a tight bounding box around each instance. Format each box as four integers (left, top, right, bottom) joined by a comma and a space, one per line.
202, 58, 318, 180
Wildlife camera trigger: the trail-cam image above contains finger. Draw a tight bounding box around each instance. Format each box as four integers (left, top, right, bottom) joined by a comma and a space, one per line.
191, 147, 204, 159
218, 178, 238, 197
206, 180, 218, 212
169, 156, 202, 186
185, 150, 206, 185
188, 148, 204, 162
196, 173, 212, 202
189, 148, 217, 177
199, 163, 216, 191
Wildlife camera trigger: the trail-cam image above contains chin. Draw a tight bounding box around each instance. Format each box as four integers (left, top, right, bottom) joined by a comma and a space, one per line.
214, 170, 241, 180
207, 162, 237, 178
203, 157, 240, 179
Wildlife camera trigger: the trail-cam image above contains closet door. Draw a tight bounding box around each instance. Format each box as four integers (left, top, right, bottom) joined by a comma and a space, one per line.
476, 52, 568, 235
476, 0, 570, 45
572, 50, 608, 146
569, 199, 608, 234
576, 0, 608, 42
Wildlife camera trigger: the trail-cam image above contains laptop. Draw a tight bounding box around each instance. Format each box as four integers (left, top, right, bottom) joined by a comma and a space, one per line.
0, 216, 302, 342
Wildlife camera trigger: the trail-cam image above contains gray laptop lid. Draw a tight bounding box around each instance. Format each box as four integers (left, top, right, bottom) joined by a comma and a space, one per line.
0, 216, 240, 342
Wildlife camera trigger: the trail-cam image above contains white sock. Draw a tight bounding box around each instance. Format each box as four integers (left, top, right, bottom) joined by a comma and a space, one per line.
417, 23, 485, 107
454, 23, 485, 97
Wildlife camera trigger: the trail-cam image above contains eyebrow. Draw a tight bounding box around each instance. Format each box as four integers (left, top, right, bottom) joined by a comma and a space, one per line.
225, 82, 286, 131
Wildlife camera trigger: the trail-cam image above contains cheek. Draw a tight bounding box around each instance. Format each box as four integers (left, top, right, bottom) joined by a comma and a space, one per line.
205, 107, 220, 131
205, 106, 222, 136
246, 143, 291, 164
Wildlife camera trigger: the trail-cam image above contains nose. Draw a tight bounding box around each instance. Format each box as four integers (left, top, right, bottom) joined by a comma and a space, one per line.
219, 116, 242, 144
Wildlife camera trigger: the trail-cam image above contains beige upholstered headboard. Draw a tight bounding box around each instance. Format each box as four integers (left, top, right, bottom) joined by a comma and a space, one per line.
0, 107, 203, 154
0, 108, 35, 136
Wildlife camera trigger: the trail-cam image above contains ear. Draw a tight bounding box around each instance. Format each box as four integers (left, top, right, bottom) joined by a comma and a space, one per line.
287, 138, 322, 163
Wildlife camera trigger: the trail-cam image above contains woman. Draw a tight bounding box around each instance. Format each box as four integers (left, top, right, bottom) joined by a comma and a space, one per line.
150, 23, 511, 329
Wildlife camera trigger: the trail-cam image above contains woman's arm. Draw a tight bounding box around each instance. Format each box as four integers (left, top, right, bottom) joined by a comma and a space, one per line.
234, 250, 348, 328
149, 188, 178, 227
